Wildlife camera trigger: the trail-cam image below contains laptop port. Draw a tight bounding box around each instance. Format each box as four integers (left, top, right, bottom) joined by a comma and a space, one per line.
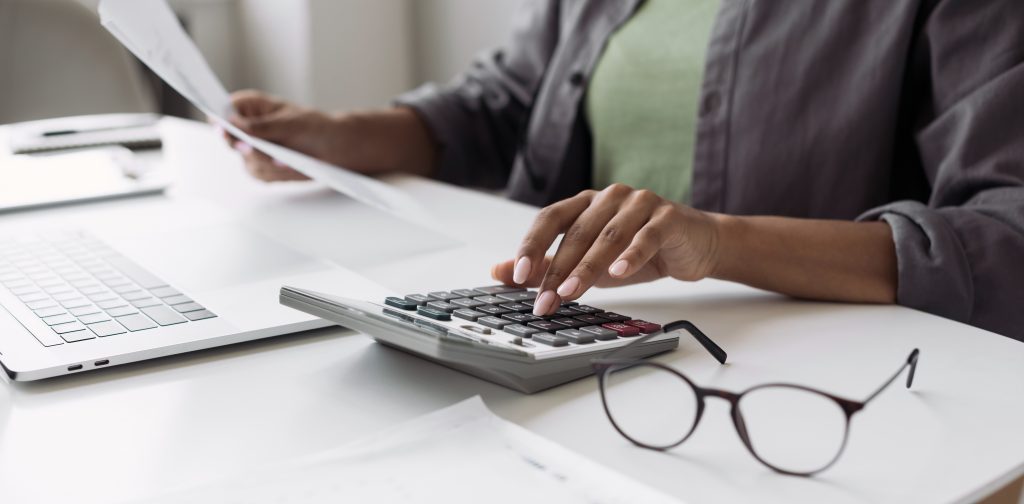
67, 364, 83, 371
94, 360, 109, 367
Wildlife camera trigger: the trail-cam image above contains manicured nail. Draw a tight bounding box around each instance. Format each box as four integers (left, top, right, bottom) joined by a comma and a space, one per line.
556, 277, 579, 298
234, 141, 253, 155
533, 290, 557, 316
609, 260, 629, 277
272, 159, 288, 168
512, 256, 531, 285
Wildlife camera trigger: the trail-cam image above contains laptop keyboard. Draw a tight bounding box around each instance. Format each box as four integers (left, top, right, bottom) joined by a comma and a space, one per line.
0, 231, 216, 347
384, 285, 661, 349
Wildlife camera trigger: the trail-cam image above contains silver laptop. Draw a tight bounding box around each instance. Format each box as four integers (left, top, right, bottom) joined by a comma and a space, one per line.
0, 200, 393, 381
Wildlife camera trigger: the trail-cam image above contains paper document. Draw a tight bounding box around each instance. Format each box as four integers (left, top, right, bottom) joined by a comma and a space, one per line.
97, 0, 422, 216
137, 397, 683, 504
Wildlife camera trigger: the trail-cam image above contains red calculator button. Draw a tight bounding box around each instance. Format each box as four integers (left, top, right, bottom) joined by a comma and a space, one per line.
624, 320, 661, 334
601, 322, 640, 337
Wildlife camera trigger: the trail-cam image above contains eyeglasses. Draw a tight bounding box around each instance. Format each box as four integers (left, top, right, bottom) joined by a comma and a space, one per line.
592, 321, 920, 476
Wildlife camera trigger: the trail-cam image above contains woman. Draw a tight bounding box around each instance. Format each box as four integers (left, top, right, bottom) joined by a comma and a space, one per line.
225, 0, 1024, 339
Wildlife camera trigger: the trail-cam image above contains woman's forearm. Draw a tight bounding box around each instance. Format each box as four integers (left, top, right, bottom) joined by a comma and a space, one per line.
333, 107, 439, 177
712, 215, 898, 303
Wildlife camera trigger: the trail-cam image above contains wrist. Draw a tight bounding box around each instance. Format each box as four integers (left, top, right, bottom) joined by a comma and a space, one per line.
707, 212, 744, 281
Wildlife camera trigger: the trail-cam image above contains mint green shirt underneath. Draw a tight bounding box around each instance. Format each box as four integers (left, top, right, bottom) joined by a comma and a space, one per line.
586, 0, 719, 204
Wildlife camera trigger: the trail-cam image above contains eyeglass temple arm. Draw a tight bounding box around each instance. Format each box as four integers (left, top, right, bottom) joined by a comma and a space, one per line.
663, 320, 728, 364
863, 348, 920, 404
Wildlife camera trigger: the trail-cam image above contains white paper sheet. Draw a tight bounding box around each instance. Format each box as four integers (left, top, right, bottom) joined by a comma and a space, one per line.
136, 397, 684, 504
97, 0, 423, 217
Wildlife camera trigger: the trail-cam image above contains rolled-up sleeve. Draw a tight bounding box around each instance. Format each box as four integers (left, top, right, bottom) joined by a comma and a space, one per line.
858, 1, 1024, 339
395, 0, 560, 189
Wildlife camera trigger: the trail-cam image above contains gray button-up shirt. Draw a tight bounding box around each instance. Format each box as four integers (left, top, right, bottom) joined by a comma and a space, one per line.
398, 0, 1024, 339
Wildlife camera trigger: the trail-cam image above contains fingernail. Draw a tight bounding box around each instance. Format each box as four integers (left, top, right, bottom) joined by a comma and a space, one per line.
234, 141, 253, 155
609, 260, 629, 277
556, 276, 579, 298
272, 159, 287, 168
512, 256, 531, 285
533, 290, 556, 316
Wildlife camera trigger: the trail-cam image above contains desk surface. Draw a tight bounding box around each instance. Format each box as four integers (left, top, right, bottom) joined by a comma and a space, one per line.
1, 118, 1023, 504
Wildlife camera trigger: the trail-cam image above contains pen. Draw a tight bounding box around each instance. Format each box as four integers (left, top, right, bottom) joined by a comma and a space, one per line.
42, 123, 155, 137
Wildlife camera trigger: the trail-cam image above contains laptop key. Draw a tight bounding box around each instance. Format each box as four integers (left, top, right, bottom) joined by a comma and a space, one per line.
69, 305, 101, 317
172, 302, 205, 313
131, 297, 163, 308
34, 306, 66, 318
61, 330, 95, 343
162, 294, 193, 306
51, 321, 87, 334
79, 312, 112, 325
107, 305, 139, 317
42, 313, 76, 326
141, 305, 187, 326
103, 255, 168, 289
89, 320, 128, 337
149, 286, 181, 298
97, 298, 127, 309
17, 292, 49, 303
25, 298, 57, 310
184, 309, 217, 321
122, 290, 151, 301
116, 313, 158, 331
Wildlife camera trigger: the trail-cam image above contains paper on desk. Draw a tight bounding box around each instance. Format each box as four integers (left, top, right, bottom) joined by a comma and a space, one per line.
97, 0, 422, 216
137, 396, 683, 504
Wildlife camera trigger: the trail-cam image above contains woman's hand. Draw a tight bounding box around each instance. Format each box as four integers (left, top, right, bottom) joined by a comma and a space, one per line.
491, 184, 723, 315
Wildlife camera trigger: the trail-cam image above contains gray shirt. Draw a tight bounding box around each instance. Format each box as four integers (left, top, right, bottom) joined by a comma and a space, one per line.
397, 0, 1024, 340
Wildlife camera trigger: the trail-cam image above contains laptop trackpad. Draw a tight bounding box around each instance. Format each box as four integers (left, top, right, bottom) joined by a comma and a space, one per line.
103, 224, 328, 293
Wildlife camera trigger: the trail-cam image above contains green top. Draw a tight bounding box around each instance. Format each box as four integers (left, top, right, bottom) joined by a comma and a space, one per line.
586, 0, 719, 203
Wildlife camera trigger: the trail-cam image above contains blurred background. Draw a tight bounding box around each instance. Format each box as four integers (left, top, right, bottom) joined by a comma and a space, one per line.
0, 0, 524, 124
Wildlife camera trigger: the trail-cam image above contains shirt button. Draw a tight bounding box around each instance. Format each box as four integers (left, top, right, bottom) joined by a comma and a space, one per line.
700, 91, 722, 117
568, 71, 585, 87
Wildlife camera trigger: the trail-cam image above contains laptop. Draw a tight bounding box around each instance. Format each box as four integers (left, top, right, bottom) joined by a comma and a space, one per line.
0, 199, 395, 381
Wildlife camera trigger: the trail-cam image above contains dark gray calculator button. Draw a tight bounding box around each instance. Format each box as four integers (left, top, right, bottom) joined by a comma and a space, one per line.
570, 305, 603, 314
532, 333, 569, 347
426, 301, 458, 313
385, 297, 420, 310
504, 324, 541, 338
580, 325, 619, 340
527, 320, 562, 332
451, 288, 484, 298
502, 312, 541, 324
573, 314, 609, 325
477, 305, 511, 316
404, 294, 431, 305
472, 295, 505, 305
473, 285, 526, 295
451, 298, 486, 309
555, 307, 582, 317
556, 329, 596, 344
601, 312, 631, 322
428, 291, 460, 301
453, 308, 486, 322
552, 317, 587, 329
477, 316, 510, 329
496, 291, 537, 302
417, 306, 451, 321
499, 302, 532, 312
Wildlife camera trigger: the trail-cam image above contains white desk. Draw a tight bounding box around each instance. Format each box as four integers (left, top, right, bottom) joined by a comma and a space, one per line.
1, 118, 1023, 503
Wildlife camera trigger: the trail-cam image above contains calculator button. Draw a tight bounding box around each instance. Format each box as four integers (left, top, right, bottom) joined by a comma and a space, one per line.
602, 322, 640, 337
573, 314, 609, 326
428, 291, 460, 301
502, 312, 542, 324
417, 306, 451, 321
599, 312, 631, 322
625, 320, 662, 333
426, 301, 458, 313
556, 329, 596, 344
404, 294, 431, 305
551, 317, 587, 329
496, 291, 537, 302
527, 320, 563, 332
580, 325, 619, 340
498, 302, 532, 312
452, 288, 485, 298
570, 305, 603, 314
477, 305, 512, 316
554, 307, 581, 317
452, 308, 486, 322
451, 298, 486, 309
477, 316, 511, 329
472, 295, 505, 305
532, 333, 569, 347
504, 324, 542, 338
385, 297, 420, 310
473, 285, 526, 295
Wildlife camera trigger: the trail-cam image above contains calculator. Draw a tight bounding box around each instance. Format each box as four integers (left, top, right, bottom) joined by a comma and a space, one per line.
280, 284, 680, 393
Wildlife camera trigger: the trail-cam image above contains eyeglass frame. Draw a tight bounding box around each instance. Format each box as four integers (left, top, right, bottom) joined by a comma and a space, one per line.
591, 320, 920, 477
